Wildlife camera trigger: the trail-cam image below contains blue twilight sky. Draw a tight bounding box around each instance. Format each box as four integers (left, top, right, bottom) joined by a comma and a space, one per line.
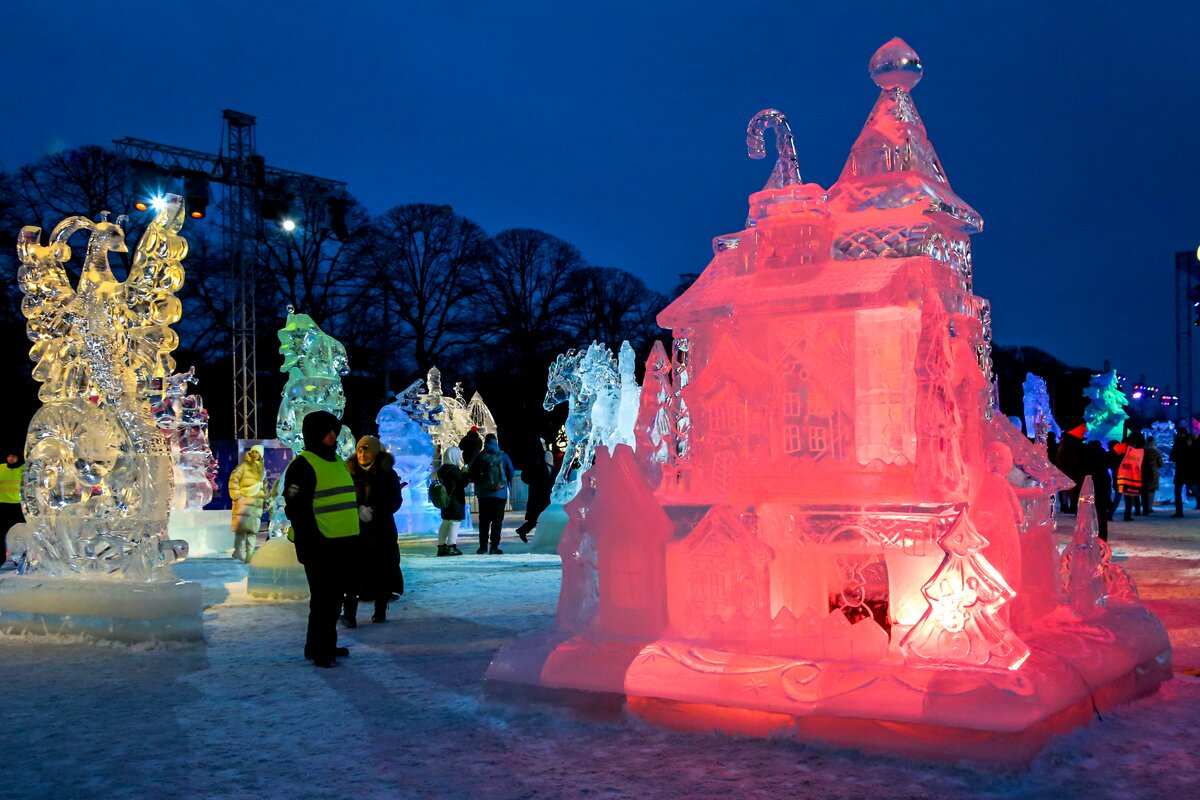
3, 1, 1198, 394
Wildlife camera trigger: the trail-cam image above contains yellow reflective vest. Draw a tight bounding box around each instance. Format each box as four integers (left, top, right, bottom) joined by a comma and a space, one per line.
0, 464, 21, 505
291, 451, 360, 540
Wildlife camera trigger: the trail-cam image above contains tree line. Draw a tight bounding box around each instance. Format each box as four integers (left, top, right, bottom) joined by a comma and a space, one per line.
0, 145, 669, 454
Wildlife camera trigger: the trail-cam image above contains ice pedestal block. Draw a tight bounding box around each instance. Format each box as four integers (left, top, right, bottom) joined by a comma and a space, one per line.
527, 504, 569, 554
246, 537, 308, 600
169, 509, 234, 558
486, 39, 1171, 766
0, 575, 203, 642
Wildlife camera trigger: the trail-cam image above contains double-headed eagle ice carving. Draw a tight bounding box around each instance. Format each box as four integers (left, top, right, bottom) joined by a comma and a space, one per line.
12, 196, 189, 577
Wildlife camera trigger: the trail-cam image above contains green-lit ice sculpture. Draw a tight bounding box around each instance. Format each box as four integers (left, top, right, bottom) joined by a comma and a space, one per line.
249, 307, 354, 598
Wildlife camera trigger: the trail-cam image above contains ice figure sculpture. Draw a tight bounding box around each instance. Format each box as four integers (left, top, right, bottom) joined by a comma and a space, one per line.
378, 382, 439, 535
1082, 369, 1128, 443
10, 200, 190, 577
418, 367, 497, 462
544, 341, 640, 504
153, 366, 233, 558
151, 367, 218, 510
0, 196, 201, 641
1146, 421, 1178, 504
275, 307, 355, 459
249, 310, 354, 599
1021, 372, 1060, 445
488, 40, 1170, 766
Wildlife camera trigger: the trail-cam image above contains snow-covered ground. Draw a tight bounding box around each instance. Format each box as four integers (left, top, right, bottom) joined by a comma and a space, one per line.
2, 509, 1199, 800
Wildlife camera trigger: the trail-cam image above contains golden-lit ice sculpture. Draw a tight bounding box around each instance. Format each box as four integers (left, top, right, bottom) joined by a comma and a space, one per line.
0, 196, 200, 641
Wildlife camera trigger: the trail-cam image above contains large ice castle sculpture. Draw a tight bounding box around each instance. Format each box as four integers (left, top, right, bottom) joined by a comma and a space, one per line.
487, 40, 1170, 765
0, 196, 201, 641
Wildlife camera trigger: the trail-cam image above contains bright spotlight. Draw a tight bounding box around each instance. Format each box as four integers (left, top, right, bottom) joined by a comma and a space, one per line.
281, 219, 297, 232
149, 196, 168, 213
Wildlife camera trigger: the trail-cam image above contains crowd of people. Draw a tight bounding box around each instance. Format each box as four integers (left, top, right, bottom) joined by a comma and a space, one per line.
278, 412, 560, 668
1047, 423, 1199, 541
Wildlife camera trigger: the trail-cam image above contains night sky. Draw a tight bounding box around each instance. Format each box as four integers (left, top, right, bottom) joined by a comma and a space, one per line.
4, 1, 1198, 397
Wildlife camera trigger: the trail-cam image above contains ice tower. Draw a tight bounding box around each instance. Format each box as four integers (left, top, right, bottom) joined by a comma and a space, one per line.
487, 40, 1171, 765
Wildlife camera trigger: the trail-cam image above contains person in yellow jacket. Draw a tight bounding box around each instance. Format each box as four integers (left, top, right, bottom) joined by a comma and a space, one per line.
282, 411, 360, 668
0, 451, 24, 565
228, 445, 267, 562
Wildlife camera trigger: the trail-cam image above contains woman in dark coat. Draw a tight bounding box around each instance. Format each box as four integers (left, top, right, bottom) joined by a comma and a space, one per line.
436, 446, 469, 556
346, 436, 405, 623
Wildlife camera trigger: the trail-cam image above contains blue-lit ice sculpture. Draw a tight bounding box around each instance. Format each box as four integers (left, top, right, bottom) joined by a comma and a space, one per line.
544, 341, 641, 504
379, 380, 439, 534
1021, 372, 1060, 445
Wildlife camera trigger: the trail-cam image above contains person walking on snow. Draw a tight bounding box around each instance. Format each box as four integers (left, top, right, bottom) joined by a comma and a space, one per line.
283, 411, 360, 668
468, 433, 514, 554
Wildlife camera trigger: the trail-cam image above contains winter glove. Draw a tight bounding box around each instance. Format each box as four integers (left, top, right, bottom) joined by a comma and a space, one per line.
359, 506, 374, 523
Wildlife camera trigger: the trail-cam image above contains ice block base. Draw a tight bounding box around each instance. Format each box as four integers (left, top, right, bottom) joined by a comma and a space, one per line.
0, 574, 203, 643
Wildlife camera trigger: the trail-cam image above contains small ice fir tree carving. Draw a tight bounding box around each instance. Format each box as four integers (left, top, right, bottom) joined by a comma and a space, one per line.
901, 509, 1029, 670
1082, 370, 1128, 443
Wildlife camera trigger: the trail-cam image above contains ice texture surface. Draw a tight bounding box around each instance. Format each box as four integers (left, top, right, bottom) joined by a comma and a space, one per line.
543, 341, 641, 504
1022, 372, 1061, 444
150, 366, 218, 510
378, 382, 439, 534
489, 39, 1170, 763
12, 197, 191, 578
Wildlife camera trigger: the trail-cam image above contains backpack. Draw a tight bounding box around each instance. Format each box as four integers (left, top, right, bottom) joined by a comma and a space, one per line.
428, 479, 450, 510
475, 451, 505, 491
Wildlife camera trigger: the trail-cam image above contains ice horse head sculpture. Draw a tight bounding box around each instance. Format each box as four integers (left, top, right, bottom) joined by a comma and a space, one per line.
544, 341, 640, 504
488, 39, 1170, 766
12, 197, 191, 577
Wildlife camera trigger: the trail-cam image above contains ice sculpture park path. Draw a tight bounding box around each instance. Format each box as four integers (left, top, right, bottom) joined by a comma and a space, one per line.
0, 511, 1197, 799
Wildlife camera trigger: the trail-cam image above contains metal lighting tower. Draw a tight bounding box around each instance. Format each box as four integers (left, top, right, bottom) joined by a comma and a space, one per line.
114, 111, 346, 439
1176, 250, 1199, 423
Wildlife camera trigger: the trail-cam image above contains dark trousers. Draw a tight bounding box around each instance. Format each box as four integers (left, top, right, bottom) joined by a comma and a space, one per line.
1122, 493, 1141, 520
478, 497, 506, 549
303, 559, 347, 660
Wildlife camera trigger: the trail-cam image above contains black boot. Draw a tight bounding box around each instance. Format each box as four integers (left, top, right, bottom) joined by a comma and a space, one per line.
372, 601, 387, 623
448, 544, 463, 556
437, 544, 449, 557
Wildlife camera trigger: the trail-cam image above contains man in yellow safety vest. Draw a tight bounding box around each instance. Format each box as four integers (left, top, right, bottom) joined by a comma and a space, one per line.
283, 411, 360, 667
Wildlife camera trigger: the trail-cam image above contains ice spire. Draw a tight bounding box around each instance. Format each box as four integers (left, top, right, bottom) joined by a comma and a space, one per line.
836, 38, 981, 233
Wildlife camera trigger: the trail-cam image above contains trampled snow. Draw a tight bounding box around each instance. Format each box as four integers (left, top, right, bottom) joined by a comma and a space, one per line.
1, 511, 1198, 799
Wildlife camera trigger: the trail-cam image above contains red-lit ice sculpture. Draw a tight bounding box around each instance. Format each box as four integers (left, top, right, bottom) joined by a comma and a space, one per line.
486, 39, 1171, 766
